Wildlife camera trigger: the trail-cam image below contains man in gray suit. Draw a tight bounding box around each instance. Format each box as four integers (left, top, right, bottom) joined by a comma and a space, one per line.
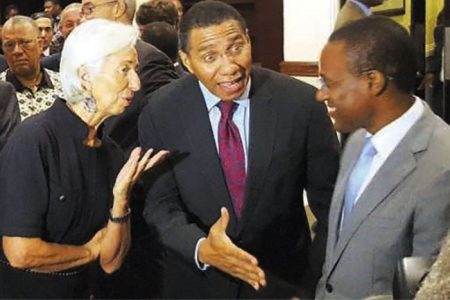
315, 16, 450, 299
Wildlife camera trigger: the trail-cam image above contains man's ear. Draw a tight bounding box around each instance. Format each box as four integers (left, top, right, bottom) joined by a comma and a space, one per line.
367, 70, 387, 96
245, 28, 251, 42
78, 66, 92, 91
114, 0, 127, 19
179, 50, 193, 74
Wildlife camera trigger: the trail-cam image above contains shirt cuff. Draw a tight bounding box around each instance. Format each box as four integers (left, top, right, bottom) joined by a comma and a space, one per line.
194, 237, 210, 271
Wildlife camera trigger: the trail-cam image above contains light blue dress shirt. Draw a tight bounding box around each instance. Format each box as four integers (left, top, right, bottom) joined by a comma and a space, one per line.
198, 79, 251, 170
194, 79, 252, 270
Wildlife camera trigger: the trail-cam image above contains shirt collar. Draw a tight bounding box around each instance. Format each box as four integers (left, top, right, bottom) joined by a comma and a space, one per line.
368, 96, 424, 159
52, 98, 105, 144
199, 78, 252, 112
5, 67, 54, 93
349, 0, 372, 16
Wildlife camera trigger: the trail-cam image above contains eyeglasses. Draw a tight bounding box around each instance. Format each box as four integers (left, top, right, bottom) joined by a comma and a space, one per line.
81, 0, 118, 17
318, 69, 394, 92
2, 39, 37, 53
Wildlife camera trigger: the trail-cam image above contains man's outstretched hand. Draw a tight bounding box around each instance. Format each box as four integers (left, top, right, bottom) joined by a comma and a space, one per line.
198, 207, 267, 290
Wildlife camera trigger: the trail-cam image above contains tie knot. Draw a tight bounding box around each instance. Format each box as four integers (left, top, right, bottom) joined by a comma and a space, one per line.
361, 137, 377, 158
218, 101, 237, 120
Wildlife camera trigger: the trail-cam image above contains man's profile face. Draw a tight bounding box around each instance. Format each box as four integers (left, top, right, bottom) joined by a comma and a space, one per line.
180, 19, 252, 102
2, 23, 42, 79
44, 1, 59, 17
59, 9, 81, 38
316, 41, 374, 133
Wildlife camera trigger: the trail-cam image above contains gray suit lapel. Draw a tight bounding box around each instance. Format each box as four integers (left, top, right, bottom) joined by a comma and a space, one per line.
327, 104, 434, 277
325, 131, 366, 270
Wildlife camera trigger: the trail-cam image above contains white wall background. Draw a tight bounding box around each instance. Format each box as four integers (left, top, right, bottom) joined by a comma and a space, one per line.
283, 0, 340, 62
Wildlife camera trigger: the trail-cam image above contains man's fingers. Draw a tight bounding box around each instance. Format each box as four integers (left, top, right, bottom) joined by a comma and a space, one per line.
132, 148, 154, 182
144, 149, 169, 171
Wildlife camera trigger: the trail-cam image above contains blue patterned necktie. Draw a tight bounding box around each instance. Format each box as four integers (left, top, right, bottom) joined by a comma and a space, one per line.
341, 137, 377, 231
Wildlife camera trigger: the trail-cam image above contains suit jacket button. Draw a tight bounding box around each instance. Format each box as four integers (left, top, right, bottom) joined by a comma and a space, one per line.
58, 194, 66, 202
326, 283, 333, 293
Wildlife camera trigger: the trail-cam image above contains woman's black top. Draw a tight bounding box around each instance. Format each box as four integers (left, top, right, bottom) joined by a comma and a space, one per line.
0, 98, 124, 298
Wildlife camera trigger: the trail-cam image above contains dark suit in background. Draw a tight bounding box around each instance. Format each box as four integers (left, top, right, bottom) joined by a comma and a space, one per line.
41, 52, 60, 72
0, 81, 19, 151
0, 55, 8, 73
139, 67, 340, 298
104, 40, 178, 154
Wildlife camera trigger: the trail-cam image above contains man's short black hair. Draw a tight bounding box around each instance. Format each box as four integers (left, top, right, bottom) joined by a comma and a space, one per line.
31, 11, 53, 25
45, 0, 61, 5
136, 0, 178, 27
179, 0, 247, 52
329, 16, 417, 94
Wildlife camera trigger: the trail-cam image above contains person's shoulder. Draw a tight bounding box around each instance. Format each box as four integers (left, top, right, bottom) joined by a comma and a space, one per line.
251, 67, 318, 107
252, 67, 316, 91
0, 80, 15, 94
7, 111, 54, 146
150, 73, 196, 101
136, 39, 172, 63
142, 74, 196, 115
41, 53, 61, 72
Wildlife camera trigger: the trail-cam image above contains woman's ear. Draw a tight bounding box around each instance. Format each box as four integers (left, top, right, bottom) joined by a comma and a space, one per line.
78, 66, 92, 92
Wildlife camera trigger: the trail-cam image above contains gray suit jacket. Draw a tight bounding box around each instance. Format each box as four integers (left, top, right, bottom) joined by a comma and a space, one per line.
316, 104, 450, 299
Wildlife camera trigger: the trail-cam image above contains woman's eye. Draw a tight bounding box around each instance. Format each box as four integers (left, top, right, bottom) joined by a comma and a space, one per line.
119, 66, 130, 74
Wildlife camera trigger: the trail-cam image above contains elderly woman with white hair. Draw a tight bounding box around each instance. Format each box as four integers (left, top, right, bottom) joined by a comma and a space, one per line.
0, 19, 168, 298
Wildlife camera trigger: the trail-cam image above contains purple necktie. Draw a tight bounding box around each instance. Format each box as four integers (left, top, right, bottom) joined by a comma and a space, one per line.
218, 101, 246, 218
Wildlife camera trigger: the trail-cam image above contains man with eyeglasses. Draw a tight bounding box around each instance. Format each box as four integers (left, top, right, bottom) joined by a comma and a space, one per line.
0, 16, 63, 122
315, 16, 450, 299
42, 3, 82, 71
79, 0, 178, 298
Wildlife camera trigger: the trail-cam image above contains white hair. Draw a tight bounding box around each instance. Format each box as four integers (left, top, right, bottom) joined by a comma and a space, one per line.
60, 19, 138, 103
60, 3, 81, 23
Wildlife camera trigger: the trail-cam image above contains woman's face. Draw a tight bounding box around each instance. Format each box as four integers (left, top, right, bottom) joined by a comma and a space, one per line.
90, 45, 140, 116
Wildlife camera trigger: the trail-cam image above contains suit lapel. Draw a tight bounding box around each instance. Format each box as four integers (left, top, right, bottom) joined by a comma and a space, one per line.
327, 104, 434, 277
238, 71, 276, 233
325, 131, 365, 270
176, 77, 240, 228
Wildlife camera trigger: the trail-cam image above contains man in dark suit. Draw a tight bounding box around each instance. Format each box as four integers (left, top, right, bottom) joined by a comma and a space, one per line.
138, 1, 340, 298
0, 81, 19, 151
315, 16, 450, 299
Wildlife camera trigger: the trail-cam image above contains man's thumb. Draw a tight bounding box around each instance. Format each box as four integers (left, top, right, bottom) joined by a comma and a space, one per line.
219, 207, 229, 230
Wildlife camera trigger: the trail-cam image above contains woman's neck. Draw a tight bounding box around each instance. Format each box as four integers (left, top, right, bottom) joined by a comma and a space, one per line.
66, 101, 108, 147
